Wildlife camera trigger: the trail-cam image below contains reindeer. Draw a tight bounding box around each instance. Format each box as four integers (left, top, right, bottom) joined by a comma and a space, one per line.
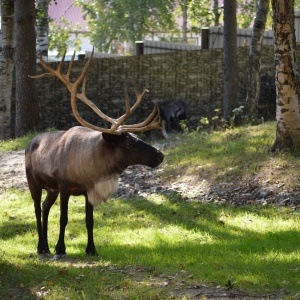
26, 50, 164, 258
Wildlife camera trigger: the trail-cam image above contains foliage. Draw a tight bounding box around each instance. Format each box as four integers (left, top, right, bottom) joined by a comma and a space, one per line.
238, 0, 273, 30
237, 0, 256, 28
179, 0, 272, 33
78, 0, 271, 51
78, 0, 177, 53
35, 0, 48, 27
178, 0, 214, 33
178, 119, 189, 134
48, 17, 82, 57
1, 122, 300, 299
197, 106, 247, 132
230, 105, 244, 127
54, 0, 281, 53
37, 0, 300, 58
198, 108, 222, 130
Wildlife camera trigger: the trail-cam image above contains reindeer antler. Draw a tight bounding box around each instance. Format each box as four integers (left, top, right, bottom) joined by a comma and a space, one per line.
29, 49, 161, 134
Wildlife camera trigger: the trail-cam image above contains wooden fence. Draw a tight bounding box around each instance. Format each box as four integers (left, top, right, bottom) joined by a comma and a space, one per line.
207, 11, 300, 49
135, 40, 201, 55
207, 27, 273, 49
135, 11, 300, 53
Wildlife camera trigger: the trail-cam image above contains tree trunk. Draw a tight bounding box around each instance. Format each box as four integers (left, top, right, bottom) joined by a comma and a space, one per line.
36, 0, 49, 57
14, 0, 38, 137
245, 0, 269, 120
213, 0, 221, 26
181, 0, 188, 43
271, 0, 300, 151
223, 0, 237, 119
0, 0, 14, 139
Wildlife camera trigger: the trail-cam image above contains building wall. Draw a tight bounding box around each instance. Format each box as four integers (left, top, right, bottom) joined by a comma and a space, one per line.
28, 44, 278, 132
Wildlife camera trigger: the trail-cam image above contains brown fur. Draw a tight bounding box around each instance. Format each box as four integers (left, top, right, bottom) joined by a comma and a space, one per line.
25, 126, 164, 256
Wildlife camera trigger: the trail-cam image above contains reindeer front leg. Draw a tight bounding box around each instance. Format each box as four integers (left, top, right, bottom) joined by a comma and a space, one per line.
27, 177, 47, 256
85, 197, 98, 256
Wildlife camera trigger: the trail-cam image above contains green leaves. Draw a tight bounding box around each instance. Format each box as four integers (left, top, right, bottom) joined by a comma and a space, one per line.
77, 0, 177, 53
49, 17, 82, 57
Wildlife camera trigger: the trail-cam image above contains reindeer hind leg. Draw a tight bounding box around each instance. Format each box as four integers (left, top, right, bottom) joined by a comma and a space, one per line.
42, 190, 59, 255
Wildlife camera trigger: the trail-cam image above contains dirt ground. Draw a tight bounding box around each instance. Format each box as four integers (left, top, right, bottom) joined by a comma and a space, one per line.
0, 149, 27, 193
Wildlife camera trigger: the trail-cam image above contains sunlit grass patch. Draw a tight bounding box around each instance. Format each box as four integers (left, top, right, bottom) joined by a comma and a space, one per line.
162, 123, 277, 183
0, 132, 37, 152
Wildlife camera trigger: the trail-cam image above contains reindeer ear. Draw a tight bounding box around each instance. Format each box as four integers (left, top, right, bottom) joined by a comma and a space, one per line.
102, 132, 126, 145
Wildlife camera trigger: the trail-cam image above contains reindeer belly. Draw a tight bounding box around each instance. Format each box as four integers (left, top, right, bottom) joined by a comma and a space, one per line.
87, 175, 120, 207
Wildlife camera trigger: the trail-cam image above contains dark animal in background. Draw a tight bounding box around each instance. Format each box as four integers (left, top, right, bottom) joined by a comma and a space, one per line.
161, 100, 187, 138
26, 50, 164, 258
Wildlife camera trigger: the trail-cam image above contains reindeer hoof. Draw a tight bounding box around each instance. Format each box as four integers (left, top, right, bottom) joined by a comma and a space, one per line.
85, 249, 98, 256
38, 253, 51, 260
51, 254, 67, 261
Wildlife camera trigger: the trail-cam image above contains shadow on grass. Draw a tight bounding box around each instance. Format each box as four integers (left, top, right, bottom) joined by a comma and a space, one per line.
1, 188, 299, 299
81, 191, 299, 294
0, 219, 36, 241
0, 259, 37, 299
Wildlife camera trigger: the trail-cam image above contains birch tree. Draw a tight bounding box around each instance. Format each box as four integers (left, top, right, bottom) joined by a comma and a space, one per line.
271, 0, 300, 151
36, 0, 49, 57
0, 0, 14, 139
180, 0, 188, 43
245, 0, 269, 120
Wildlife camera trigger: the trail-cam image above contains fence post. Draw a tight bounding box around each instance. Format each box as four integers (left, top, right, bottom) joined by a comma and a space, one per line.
135, 41, 144, 55
201, 28, 209, 49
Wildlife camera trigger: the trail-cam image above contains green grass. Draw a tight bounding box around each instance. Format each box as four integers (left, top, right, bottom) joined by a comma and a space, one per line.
1, 122, 300, 299
0, 132, 37, 152
163, 122, 300, 191
164, 123, 275, 173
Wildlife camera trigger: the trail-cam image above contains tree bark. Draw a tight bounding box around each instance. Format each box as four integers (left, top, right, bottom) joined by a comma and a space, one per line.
181, 0, 188, 43
0, 0, 14, 139
14, 0, 38, 137
271, 0, 300, 151
36, 0, 49, 57
213, 0, 221, 26
245, 0, 269, 120
223, 0, 238, 119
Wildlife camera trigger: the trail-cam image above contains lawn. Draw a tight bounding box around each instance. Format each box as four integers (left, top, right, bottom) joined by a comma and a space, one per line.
0, 122, 299, 299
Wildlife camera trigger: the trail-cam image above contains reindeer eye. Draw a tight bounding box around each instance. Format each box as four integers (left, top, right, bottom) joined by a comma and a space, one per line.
126, 139, 133, 147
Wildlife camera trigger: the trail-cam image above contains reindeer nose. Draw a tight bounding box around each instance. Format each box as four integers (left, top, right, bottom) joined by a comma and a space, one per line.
158, 150, 164, 162
155, 149, 164, 165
